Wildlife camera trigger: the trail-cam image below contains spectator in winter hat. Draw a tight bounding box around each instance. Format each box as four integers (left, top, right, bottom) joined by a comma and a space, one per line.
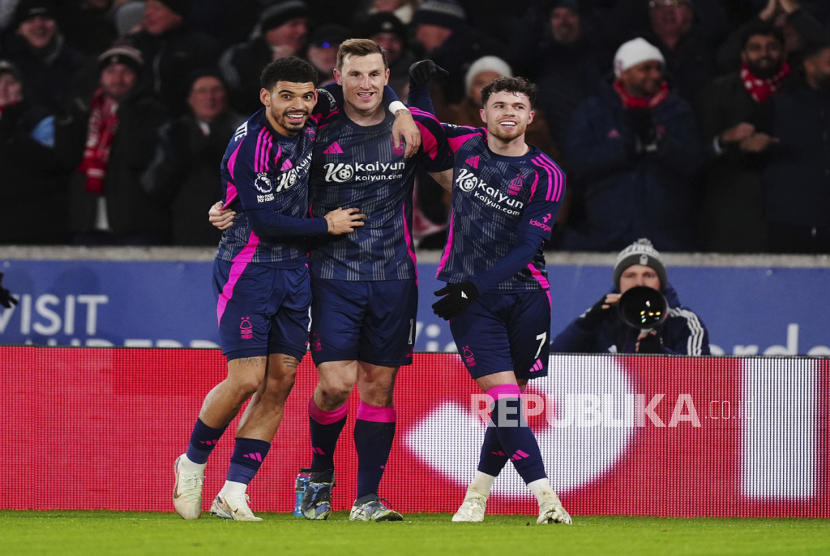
3, 0, 86, 112
551, 238, 710, 354
562, 37, 704, 252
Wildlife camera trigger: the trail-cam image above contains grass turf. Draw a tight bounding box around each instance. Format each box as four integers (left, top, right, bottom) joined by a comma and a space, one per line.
2, 511, 829, 556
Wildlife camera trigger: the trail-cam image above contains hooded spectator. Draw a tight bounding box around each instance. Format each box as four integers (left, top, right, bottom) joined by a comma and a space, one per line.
3, 0, 86, 112
219, 0, 311, 115
128, 0, 221, 116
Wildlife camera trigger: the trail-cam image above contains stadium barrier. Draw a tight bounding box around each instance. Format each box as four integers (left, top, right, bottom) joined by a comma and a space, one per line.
1, 247, 830, 355
2, 347, 826, 517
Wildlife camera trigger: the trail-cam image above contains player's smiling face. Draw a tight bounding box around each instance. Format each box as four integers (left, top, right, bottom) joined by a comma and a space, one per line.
334, 53, 389, 115
480, 91, 534, 142
260, 81, 317, 136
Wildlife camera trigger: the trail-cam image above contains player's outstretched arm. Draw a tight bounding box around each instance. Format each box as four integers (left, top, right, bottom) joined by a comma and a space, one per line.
323, 207, 366, 235
408, 60, 447, 116
209, 201, 235, 230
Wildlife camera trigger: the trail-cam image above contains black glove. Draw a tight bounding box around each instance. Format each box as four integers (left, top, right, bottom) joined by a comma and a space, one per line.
0, 273, 18, 309
576, 295, 613, 331
628, 108, 659, 152
409, 60, 449, 88
432, 281, 479, 320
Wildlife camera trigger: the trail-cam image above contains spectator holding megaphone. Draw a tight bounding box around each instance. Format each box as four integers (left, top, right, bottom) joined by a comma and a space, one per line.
551, 238, 710, 354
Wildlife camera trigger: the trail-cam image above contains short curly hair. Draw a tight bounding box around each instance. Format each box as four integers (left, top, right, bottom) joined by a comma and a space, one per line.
480, 76, 538, 108
260, 56, 318, 91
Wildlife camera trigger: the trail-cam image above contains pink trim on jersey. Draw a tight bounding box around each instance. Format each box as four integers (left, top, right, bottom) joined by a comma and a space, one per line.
356, 402, 397, 423
216, 231, 261, 325
272, 144, 282, 174
313, 109, 339, 128
416, 121, 439, 160
222, 182, 238, 210
264, 132, 274, 171
308, 398, 348, 425
227, 141, 243, 180
409, 107, 440, 123
254, 128, 267, 172
402, 203, 418, 283
437, 210, 455, 276
531, 155, 565, 202
410, 108, 440, 160
448, 133, 481, 154
527, 263, 552, 310
486, 384, 521, 400
529, 170, 539, 201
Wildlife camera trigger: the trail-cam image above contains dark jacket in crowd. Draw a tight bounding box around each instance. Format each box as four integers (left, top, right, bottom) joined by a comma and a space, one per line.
550, 284, 711, 355
56, 85, 169, 241
564, 79, 705, 252
419, 25, 503, 104
696, 70, 771, 252
0, 100, 69, 244
640, 26, 720, 105
218, 37, 273, 117
534, 39, 608, 148
129, 25, 221, 116
760, 84, 830, 232
2, 32, 86, 113
141, 109, 246, 245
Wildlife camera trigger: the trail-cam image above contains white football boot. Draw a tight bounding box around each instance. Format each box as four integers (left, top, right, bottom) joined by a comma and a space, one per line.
452, 494, 487, 522
173, 455, 204, 520
537, 499, 573, 525
210, 492, 263, 521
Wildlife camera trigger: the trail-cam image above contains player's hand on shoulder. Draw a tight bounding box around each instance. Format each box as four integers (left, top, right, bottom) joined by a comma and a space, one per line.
392, 110, 421, 158
409, 60, 449, 88
325, 207, 366, 235
208, 201, 236, 230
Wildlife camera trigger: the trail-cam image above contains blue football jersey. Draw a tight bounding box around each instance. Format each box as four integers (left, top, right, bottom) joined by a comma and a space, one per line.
215, 109, 318, 267
308, 108, 452, 280
437, 125, 565, 292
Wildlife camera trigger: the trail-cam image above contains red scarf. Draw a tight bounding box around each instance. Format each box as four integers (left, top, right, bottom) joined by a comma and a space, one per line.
740, 61, 791, 103
613, 80, 670, 109
77, 89, 119, 195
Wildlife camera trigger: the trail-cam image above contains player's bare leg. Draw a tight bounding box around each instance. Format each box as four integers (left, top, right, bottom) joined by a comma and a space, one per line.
175, 357, 266, 520
302, 360, 359, 519
348, 363, 402, 521
236, 354, 298, 440
210, 354, 299, 521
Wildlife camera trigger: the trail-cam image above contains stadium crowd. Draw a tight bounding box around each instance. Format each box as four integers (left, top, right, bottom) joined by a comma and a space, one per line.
1, 0, 829, 253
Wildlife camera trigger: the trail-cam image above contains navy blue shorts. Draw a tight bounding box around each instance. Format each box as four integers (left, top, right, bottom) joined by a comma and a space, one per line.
213, 260, 311, 362
310, 279, 417, 367
449, 290, 551, 380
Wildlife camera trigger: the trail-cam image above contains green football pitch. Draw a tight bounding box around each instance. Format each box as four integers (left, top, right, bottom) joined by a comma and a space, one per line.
3, 511, 829, 556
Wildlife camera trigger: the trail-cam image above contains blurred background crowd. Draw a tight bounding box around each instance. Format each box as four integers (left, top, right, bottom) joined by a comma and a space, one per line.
1, 0, 828, 253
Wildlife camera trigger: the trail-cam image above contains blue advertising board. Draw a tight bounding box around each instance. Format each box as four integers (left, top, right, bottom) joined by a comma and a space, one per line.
1, 258, 828, 356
